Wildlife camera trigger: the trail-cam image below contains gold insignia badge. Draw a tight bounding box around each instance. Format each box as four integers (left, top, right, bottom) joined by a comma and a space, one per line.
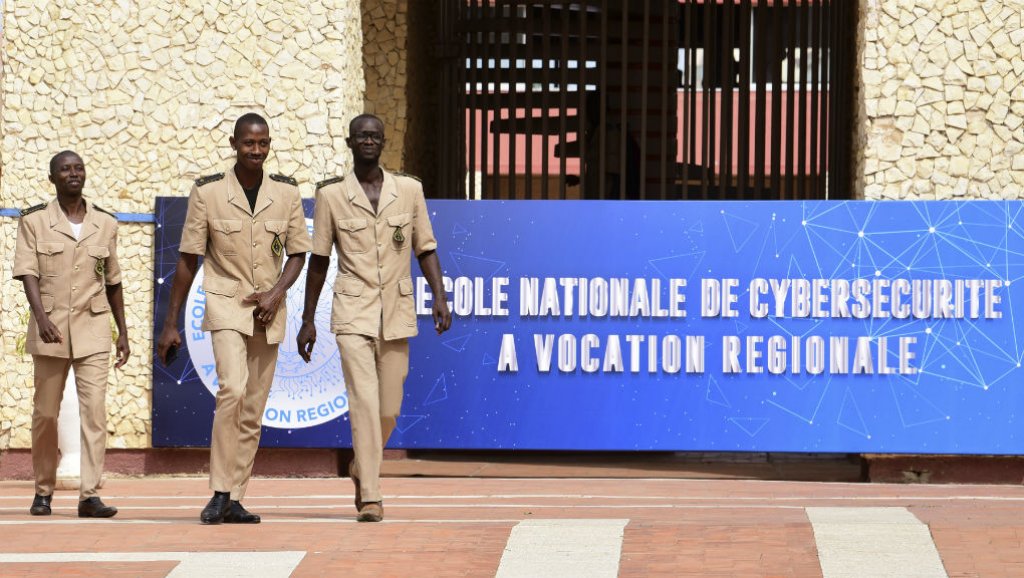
94, 258, 105, 277
271, 234, 283, 257
392, 226, 405, 243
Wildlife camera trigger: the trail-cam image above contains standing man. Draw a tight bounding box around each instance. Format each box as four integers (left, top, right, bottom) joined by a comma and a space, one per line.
156, 113, 311, 525
297, 114, 451, 523
14, 150, 129, 518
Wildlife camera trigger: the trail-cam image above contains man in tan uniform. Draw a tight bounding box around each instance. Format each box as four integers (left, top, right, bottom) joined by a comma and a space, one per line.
156, 113, 311, 525
297, 114, 451, 522
14, 150, 130, 518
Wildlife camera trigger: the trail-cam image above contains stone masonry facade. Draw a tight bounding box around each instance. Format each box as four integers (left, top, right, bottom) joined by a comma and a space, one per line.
361, 0, 408, 173
860, 0, 1024, 200
0, 1, 366, 450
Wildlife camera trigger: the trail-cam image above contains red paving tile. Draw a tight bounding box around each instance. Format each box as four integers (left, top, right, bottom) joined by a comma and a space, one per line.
0, 477, 1022, 576
914, 504, 1024, 578
0, 562, 179, 577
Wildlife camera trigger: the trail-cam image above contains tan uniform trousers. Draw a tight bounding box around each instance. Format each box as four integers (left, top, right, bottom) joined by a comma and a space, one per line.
209, 327, 278, 501
337, 327, 409, 503
31, 352, 109, 500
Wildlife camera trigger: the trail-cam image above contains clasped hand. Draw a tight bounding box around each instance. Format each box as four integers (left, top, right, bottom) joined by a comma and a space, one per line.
244, 290, 283, 326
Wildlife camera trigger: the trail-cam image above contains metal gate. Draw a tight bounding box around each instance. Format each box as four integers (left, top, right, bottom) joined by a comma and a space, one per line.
435, 0, 857, 200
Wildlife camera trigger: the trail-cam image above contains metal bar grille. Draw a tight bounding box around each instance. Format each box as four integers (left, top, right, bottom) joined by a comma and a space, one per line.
508, 1, 519, 199
578, 0, 589, 199
737, 0, 751, 197
721, 0, 734, 199
436, 0, 855, 201
599, 0, 609, 200
467, 0, 479, 198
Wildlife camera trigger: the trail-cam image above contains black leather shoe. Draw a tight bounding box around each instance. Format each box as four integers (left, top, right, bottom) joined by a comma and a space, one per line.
223, 501, 261, 524
349, 459, 363, 511
29, 494, 52, 516
200, 492, 231, 525
78, 497, 117, 518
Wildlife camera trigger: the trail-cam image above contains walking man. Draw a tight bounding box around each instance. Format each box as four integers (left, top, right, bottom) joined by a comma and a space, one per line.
156, 113, 311, 524
297, 114, 451, 522
14, 150, 130, 518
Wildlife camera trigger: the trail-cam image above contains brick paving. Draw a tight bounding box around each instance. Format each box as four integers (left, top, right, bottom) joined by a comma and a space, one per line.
0, 477, 1022, 576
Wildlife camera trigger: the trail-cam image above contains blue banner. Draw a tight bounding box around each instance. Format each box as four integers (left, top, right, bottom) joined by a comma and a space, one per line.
153, 199, 1024, 453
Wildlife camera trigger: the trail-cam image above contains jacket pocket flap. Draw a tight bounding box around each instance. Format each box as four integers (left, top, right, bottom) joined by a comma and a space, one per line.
212, 219, 243, 234
386, 213, 411, 227
398, 277, 414, 295
334, 276, 364, 296
41, 294, 55, 312
86, 245, 109, 259
38, 243, 64, 255
90, 295, 111, 313
203, 276, 240, 297
337, 218, 368, 232
264, 220, 288, 234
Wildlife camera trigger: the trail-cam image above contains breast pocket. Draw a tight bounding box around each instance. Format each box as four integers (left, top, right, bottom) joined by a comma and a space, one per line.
264, 220, 288, 257
36, 243, 65, 277
337, 218, 368, 254
86, 245, 109, 280
387, 213, 412, 253
211, 219, 243, 255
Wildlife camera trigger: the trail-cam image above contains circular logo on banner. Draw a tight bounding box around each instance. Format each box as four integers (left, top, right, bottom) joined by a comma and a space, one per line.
185, 220, 347, 429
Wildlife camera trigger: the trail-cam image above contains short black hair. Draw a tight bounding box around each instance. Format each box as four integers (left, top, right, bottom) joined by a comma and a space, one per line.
234, 113, 269, 138
349, 114, 384, 135
49, 150, 82, 175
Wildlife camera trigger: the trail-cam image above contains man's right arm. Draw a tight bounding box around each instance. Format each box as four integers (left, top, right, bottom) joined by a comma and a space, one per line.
21, 275, 62, 343
13, 217, 62, 343
297, 186, 336, 363
297, 254, 329, 363
156, 252, 199, 364
156, 184, 208, 365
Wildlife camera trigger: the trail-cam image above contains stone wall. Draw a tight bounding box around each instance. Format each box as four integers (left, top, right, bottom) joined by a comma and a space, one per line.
0, 1, 366, 449
860, 0, 1024, 200
361, 0, 409, 172
361, 0, 441, 192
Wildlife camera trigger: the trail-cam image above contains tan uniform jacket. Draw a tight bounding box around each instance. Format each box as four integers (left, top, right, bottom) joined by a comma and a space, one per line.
179, 169, 312, 344
13, 200, 122, 359
312, 169, 437, 340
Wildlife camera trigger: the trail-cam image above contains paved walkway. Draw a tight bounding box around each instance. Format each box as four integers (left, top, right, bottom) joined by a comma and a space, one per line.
0, 477, 1022, 577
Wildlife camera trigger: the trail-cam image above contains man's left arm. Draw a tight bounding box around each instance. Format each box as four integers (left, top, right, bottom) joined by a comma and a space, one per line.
412, 188, 451, 334
417, 250, 451, 334
105, 283, 129, 368
104, 224, 130, 368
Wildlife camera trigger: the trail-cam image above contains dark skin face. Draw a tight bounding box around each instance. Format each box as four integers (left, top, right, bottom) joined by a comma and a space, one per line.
229, 123, 271, 175
49, 153, 86, 197
346, 117, 385, 165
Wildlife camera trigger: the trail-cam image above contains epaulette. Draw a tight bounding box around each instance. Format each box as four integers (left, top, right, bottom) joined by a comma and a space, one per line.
195, 173, 224, 187
92, 204, 117, 219
270, 173, 297, 186
316, 175, 345, 189
20, 203, 46, 216
391, 171, 421, 183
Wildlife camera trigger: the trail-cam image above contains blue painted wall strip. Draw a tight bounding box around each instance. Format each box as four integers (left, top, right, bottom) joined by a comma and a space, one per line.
0, 208, 155, 223
112, 212, 156, 223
